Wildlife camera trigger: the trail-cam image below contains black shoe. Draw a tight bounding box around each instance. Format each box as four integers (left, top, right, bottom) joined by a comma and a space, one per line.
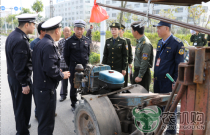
71, 106, 76, 112
55, 113, 57, 117
59, 97, 66, 102
28, 123, 31, 129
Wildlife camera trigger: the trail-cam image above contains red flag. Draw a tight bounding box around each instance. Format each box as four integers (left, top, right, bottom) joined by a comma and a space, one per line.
90, 0, 109, 23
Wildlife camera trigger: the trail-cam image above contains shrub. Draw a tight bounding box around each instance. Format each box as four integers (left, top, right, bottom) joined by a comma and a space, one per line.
89, 52, 100, 64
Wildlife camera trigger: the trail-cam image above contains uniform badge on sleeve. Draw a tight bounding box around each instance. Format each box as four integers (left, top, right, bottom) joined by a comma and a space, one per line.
143, 41, 146, 44
126, 45, 128, 50
142, 53, 148, 60
179, 49, 184, 55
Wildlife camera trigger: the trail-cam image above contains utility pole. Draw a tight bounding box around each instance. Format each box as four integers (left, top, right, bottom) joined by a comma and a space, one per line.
100, 0, 106, 63
50, 0, 54, 18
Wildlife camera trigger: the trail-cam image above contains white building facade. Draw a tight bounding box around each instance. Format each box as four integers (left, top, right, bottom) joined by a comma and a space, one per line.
45, 0, 208, 27
45, 0, 94, 27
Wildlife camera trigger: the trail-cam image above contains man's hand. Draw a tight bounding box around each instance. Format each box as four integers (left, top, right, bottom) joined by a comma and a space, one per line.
63, 71, 70, 79
22, 86, 30, 94
135, 77, 142, 83
60, 69, 62, 72
122, 70, 126, 76
129, 64, 132, 69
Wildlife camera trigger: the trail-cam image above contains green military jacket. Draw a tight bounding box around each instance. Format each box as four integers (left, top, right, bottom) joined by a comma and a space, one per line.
190, 33, 207, 46
134, 35, 153, 78
125, 38, 133, 64
102, 36, 128, 72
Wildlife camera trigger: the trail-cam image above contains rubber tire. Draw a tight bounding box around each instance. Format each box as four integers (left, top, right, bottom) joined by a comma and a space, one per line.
74, 100, 101, 135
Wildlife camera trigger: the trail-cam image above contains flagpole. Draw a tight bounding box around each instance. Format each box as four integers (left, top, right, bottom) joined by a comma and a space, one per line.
100, 0, 106, 63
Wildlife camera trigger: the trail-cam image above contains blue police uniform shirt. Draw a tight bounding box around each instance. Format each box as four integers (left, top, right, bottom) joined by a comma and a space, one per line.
162, 34, 172, 44
64, 33, 90, 69
30, 38, 40, 50
154, 35, 184, 93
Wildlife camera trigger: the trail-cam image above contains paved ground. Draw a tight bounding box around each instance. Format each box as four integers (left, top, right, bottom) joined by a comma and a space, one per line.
1, 35, 76, 135
1, 35, 179, 135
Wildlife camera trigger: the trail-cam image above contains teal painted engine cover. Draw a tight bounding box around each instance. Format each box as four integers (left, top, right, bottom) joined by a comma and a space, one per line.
98, 70, 124, 84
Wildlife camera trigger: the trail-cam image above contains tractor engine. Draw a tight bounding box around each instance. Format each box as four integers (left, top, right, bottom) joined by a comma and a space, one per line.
74, 64, 125, 95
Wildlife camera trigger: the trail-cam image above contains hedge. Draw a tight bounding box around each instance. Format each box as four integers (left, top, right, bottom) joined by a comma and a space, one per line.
91, 31, 192, 48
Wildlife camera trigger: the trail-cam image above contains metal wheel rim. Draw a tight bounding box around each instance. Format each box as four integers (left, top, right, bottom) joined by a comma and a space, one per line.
77, 110, 97, 135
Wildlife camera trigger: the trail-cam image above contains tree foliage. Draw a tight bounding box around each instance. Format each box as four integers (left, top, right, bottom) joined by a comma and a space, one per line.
32, 0, 44, 14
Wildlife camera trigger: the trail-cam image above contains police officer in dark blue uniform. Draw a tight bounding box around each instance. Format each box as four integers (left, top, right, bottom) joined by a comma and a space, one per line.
153, 21, 184, 135
32, 16, 70, 135
5, 13, 37, 135
64, 19, 91, 112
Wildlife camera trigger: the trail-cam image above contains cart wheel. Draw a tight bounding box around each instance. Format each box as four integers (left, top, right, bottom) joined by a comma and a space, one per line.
74, 100, 100, 135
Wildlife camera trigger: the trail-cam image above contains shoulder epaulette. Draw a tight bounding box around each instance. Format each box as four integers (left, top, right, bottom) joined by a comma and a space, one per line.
66, 36, 72, 40
173, 36, 182, 43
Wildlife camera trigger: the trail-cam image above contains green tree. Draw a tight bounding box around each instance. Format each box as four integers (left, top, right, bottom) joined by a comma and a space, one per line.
32, 0, 44, 14
187, 5, 206, 25
119, 1, 127, 26
20, 8, 33, 14
159, 6, 178, 19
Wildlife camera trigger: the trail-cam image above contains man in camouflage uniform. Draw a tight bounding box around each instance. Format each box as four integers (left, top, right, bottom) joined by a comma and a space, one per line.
102, 22, 128, 76
131, 21, 154, 91
119, 24, 133, 87
190, 31, 207, 46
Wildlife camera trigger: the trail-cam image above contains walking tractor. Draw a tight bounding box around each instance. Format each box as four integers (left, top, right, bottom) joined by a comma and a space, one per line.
73, 0, 210, 135
73, 64, 176, 135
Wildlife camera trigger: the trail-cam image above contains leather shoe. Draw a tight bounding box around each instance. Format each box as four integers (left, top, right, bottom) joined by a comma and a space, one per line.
59, 97, 66, 102
28, 123, 31, 129
71, 106, 76, 112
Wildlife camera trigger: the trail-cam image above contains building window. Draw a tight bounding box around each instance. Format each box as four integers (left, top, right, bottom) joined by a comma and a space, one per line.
143, 3, 147, 7
154, 10, 160, 14
85, 0, 90, 3
72, 17, 74, 20
112, 1, 116, 3
106, 8, 110, 11
126, 4, 132, 8
80, 0, 83, 2
176, 17, 183, 21
176, 7, 183, 13
86, 11, 90, 14
72, 2, 74, 4
106, 1, 110, 4
134, 4, 140, 8
154, 4, 159, 6
80, 5, 83, 8
80, 11, 83, 14
112, 13, 116, 17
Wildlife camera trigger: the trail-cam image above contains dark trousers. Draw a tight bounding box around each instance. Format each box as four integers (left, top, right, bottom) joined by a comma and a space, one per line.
124, 67, 129, 87
34, 87, 56, 135
60, 68, 69, 98
161, 106, 177, 134
208, 43, 210, 46
132, 68, 151, 91
8, 76, 32, 135
154, 79, 177, 134
69, 66, 77, 107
